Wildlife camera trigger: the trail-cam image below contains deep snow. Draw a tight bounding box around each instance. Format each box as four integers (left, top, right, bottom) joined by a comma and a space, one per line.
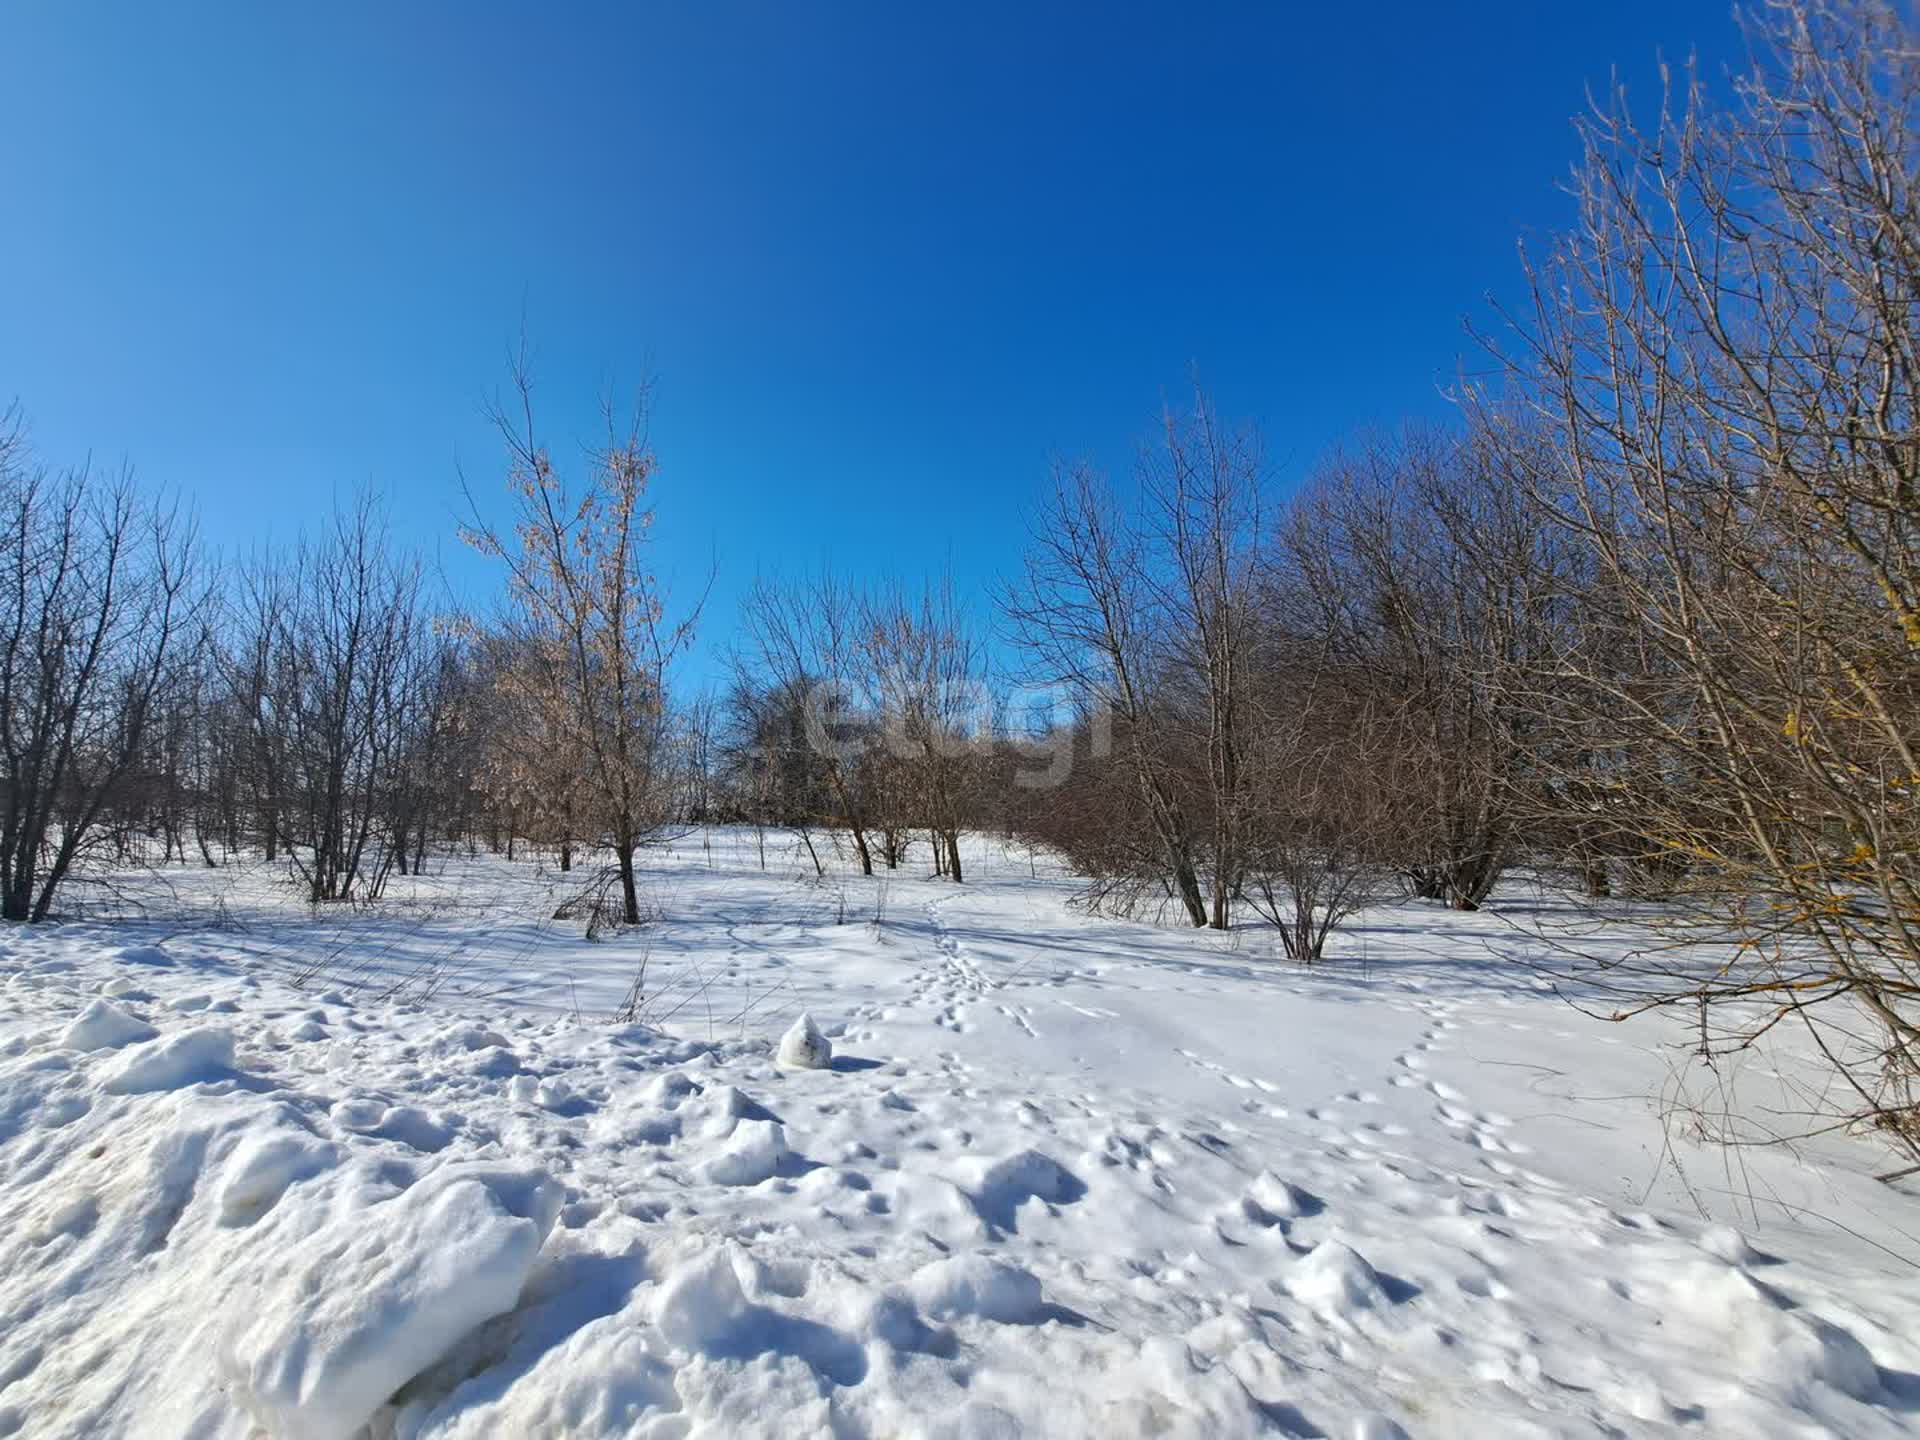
0, 830, 1916, 1438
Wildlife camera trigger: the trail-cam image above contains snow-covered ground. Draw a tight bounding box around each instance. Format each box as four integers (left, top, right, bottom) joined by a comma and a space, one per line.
2, 831, 1917, 1438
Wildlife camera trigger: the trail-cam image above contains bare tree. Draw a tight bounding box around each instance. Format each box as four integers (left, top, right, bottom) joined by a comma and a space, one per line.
1003, 459, 1210, 925
1282, 426, 1571, 910
463, 359, 701, 926
0, 411, 206, 920
1141, 393, 1263, 927
867, 576, 985, 882
240, 498, 437, 903
718, 674, 834, 875
1239, 668, 1403, 963
738, 569, 881, 875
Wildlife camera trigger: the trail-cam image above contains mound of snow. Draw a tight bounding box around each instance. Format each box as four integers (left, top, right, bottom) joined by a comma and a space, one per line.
909, 1254, 1045, 1324
690, 1082, 755, 1139
372, 1105, 454, 1153
100, 1026, 235, 1093
222, 1163, 561, 1440
328, 1097, 386, 1132
1670, 1261, 1880, 1401
469, 1045, 520, 1078
776, 1012, 832, 1070
61, 999, 157, 1052
1244, 1169, 1313, 1224
651, 1246, 752, 1351
1698, 1224, 1762, 1266
1287, 1241, 1384, 1316
701, 1118, 788, 1186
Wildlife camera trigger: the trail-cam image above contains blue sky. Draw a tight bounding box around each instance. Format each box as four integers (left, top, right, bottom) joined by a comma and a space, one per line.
1, 3, 1743, 687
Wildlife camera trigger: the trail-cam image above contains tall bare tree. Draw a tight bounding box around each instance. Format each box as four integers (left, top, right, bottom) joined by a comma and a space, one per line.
1004, 458, 1210, 925
1142, 394, 1263, 927
463, 361, 700, 925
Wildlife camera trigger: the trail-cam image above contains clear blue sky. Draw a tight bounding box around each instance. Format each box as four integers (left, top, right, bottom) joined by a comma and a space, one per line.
2, 3, 1743, 686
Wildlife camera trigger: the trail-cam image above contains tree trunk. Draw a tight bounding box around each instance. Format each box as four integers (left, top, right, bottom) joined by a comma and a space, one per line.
616, 840, 641, 924
1171, 853, 1207, 927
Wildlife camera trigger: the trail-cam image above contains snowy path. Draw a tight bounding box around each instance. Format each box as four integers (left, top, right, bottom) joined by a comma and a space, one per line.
1, 833, 1917, 1437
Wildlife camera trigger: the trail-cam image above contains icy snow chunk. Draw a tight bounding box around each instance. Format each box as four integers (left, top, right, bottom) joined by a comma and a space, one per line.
643, 1070, 698, 1109
1244, 1169, 1312, 1224
692, 1082, 754, 1139
1288, 1241, 1385, 1316
651, 1246, 752, 1351
776, 1012, 833, 1071
701, 1118, 788, 1186
217, 1130, 338, 1225
100, 1026, 235, 1093
60, 999, 157, 1052
223, 1163, 560, 1440
909, 1255, 1045, 1324
288, 1020, 329, 1042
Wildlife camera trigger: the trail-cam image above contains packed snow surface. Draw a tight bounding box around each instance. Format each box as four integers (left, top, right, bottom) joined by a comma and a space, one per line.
0, 830, 1916, 1438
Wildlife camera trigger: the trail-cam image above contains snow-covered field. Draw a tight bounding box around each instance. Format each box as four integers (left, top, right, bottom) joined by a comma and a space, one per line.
2, 831, 1916, 1438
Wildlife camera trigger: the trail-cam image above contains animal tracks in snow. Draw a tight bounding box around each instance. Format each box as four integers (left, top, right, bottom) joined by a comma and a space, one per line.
1178, 1048, 1281, 1094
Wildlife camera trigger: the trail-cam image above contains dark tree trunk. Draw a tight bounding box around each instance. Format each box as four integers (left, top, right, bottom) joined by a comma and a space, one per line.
616, 839, 640, 924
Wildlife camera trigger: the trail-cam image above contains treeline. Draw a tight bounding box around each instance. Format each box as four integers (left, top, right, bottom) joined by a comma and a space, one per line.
0, 449, 514, 918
